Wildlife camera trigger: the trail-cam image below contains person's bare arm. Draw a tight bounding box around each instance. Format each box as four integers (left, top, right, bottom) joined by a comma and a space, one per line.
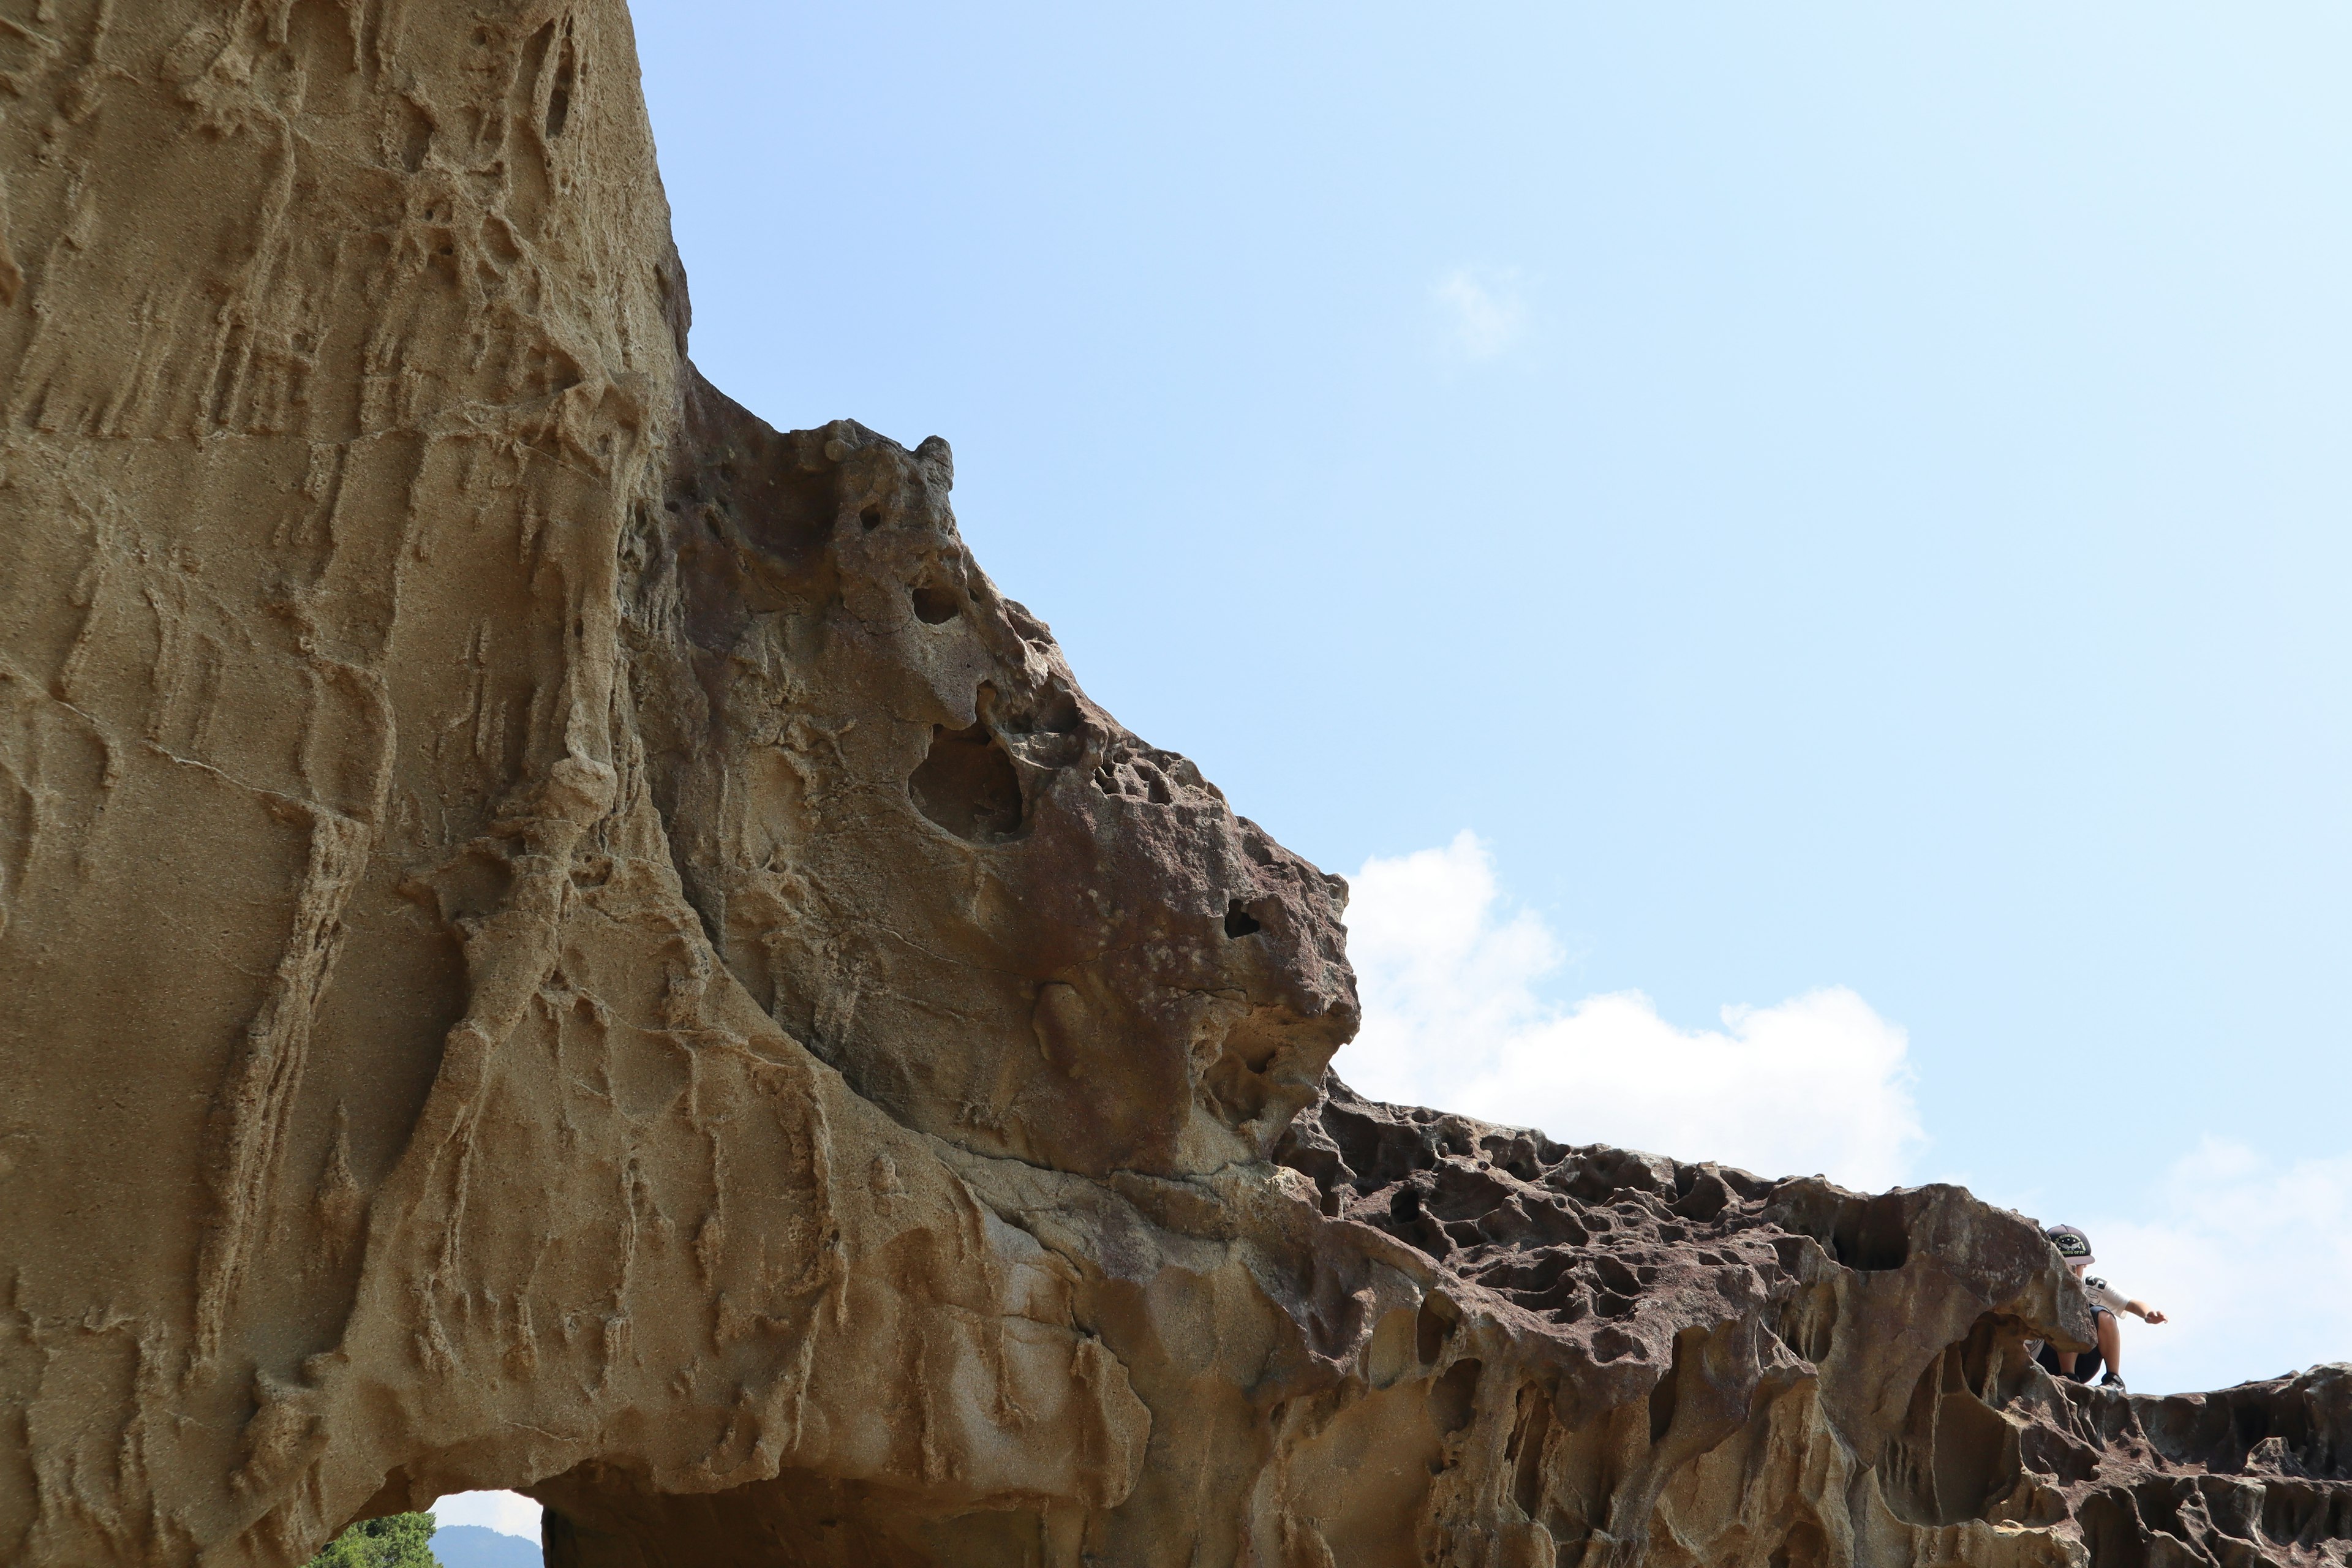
2086, 1278, 2165, 1324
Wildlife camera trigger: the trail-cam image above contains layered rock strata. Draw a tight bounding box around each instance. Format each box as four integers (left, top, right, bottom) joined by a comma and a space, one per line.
0, 3, 2343, 1566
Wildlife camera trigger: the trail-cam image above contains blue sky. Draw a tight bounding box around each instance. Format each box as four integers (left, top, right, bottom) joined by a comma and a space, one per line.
617, 4, 2352, 1395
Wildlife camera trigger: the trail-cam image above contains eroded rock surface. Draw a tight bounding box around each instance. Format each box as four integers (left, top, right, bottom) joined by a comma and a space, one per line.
0, 4, 2343, 1566
1271, 1081, 2352, 1568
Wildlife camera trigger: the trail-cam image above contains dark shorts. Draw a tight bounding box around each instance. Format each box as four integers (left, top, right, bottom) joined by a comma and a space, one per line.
2036, 1339, 2105, 1385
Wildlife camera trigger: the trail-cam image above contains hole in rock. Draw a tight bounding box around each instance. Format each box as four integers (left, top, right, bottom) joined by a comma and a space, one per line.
908, 722, 1023, 841
431, 1490, 543, 1543
1649, 1334, 1700, 1445
545, 36, 575, 137
1830, 1194, 1910, 1272
1223, 901, 1262, 938
1415, 1293, 1455, 1364
2075, 1491, 2146, 1566
910, 584, 959, 624
1509, 1382, 1555, 1517
1432, 1358, 1482, 1433
1671, 1170, 1731, 1222
1593, 1254, 1642, 1295
1769, 1521, 1829, 1568
1202, 1027, 1280, 1126
859, 503, 884, 530
538, 1461, 1190, 1562
1780, 1281, 1838, 1364
398, 100, 432, 172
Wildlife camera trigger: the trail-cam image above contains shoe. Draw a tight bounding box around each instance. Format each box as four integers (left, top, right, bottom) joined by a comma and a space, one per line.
2100, 1372, 2127, 1392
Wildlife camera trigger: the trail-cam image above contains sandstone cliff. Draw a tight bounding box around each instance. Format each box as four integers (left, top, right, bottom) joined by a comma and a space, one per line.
0, 4, 2344, 1566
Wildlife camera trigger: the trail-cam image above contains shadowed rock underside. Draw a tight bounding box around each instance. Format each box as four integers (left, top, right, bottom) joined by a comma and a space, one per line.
0, 4, 2344, 1566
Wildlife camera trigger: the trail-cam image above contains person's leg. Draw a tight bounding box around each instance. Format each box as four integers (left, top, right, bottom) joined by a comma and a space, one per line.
2097, 1310, 2121, 1378
2056, 1348, 2078, 1375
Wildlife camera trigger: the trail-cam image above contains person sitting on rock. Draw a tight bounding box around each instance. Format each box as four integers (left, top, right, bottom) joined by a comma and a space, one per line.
2039, 1223, 2167, 1392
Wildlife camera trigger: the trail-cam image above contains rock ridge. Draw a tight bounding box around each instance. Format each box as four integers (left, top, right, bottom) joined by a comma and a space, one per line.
0, 3, 2344, 1566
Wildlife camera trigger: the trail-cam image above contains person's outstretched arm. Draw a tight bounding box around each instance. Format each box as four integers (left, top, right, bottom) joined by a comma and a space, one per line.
2086, 1278, 2166, 1325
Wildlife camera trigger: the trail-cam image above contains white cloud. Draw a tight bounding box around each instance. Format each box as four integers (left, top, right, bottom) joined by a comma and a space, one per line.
1339, 833, 2352, 1393
1341, 832, 1923, 1191
1434, 266, 1529, 361
1339, 834, 2352, 1395
432, 1490, 542, 1542
2064, 1139, 2352, 1395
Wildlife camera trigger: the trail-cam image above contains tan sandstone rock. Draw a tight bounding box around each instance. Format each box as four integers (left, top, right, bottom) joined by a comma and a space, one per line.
0, 4, 2344, 1566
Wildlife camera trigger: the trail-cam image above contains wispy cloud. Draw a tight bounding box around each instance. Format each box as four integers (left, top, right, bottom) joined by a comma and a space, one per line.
1433, 266, 1531, 361
1340, 831, 1923, 1191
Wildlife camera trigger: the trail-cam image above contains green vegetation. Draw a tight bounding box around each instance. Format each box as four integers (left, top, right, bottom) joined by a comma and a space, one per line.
305, 1510, 438, 1568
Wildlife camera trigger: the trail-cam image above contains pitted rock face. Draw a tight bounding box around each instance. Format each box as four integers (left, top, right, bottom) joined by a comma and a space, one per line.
1273, 1079, 2352, 1568
626, 377, 1357, 1177
1, 4, 2348, 1567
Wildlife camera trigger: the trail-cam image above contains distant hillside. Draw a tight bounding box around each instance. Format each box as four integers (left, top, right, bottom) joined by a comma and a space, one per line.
430, 1525, 540, 1568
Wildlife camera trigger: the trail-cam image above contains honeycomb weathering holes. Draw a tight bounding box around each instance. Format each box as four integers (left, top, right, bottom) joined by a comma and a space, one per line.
21, 9, 2348, 1562
910, 584, 960, 624
909, 722, 1024, 842
1223, 901, 1262, 938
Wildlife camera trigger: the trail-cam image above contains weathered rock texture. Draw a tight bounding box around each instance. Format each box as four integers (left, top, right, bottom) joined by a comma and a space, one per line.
0, 4, 2343, 1566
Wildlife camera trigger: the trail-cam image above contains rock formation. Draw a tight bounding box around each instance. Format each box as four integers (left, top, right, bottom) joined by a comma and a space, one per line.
0, 4, 2343, 1566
